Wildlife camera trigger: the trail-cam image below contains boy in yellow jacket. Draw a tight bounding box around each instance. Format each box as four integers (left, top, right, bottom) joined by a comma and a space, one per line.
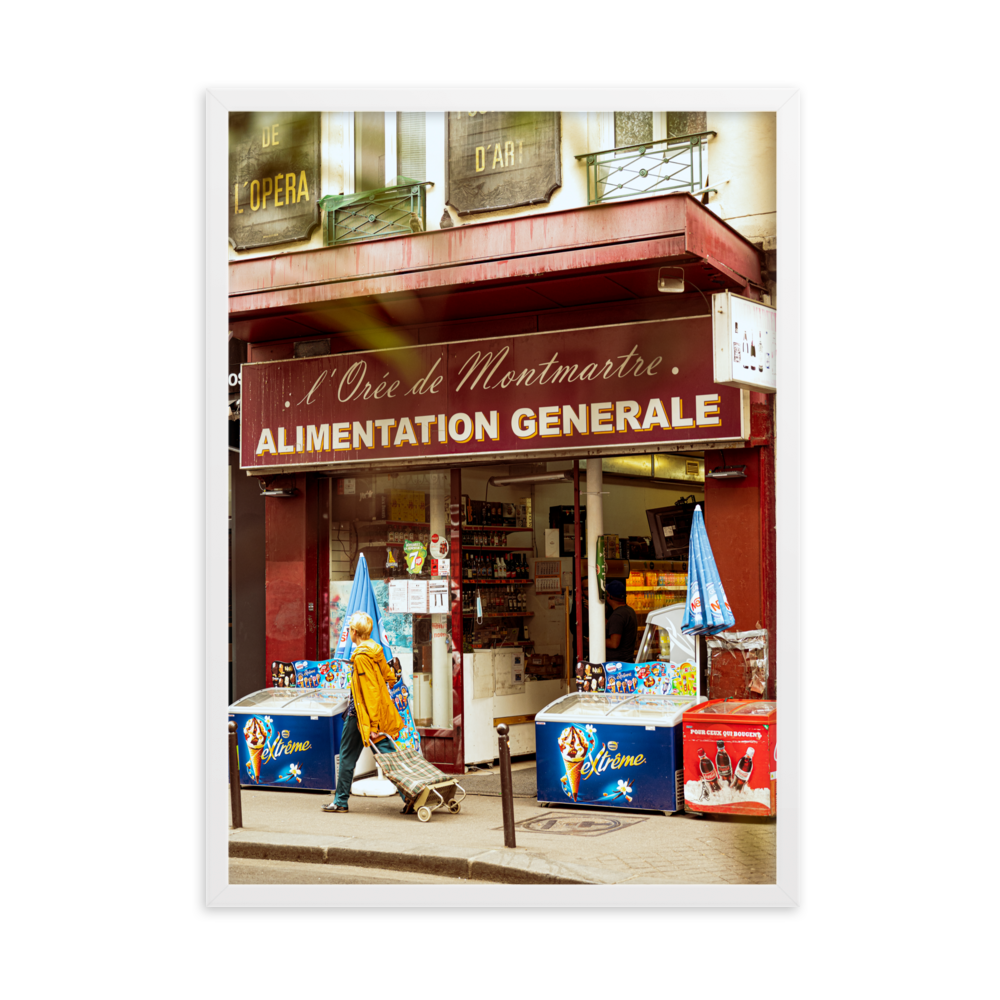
323, 611, 405, 813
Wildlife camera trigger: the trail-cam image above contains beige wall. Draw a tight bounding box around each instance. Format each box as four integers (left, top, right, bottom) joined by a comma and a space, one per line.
229, 110, 776, 260
706, 111, 776, 243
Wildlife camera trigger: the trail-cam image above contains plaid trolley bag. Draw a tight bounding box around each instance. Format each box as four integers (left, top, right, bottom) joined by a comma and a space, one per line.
371, 736, 467, 822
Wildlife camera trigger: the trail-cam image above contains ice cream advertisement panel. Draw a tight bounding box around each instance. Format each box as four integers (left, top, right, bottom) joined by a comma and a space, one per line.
535, 719, 681, 812
230, 712, 339, 790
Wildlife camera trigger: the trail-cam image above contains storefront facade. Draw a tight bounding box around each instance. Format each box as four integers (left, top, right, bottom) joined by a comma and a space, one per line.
230, 182, 775, 774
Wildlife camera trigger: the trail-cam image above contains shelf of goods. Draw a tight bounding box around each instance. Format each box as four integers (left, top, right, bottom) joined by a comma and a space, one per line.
462, 610, 535, 618
462, 526, 532, 533
462, 546, 533, 552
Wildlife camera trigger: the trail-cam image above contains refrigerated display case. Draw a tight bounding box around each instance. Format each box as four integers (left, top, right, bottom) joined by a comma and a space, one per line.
681, 699, 776, 816
228, 687, 349, 791
535, 692, 698, 813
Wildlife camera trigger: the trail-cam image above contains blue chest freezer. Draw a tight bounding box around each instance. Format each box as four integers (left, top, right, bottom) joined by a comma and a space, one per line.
228, 686, 349, 791
535, 692, 699, 814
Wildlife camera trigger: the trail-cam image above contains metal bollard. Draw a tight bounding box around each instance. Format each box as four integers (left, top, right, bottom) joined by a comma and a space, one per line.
496, 723, 516, 849
228, 721, 243, 829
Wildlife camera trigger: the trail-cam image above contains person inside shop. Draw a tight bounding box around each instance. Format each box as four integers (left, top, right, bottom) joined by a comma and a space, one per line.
604, 578, 638, 663
570, 579, 621, 665
323, 611, 406, 814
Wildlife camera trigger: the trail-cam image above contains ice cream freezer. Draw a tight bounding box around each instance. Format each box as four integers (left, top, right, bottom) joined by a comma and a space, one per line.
228, 687, 349, 791
535, 692, 703, 814
681, 699, 777, 817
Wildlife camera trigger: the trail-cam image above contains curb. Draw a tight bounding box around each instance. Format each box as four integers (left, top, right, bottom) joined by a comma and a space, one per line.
229, 830, 622, 885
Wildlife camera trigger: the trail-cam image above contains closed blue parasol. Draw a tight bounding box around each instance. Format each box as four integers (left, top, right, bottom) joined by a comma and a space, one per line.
682, 505, 736, 635
333, 553, 393, 661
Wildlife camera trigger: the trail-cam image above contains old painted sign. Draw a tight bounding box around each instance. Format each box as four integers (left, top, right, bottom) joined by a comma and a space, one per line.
229, 112, 320, 251
240, 319, 748, 471
446, 111, 561, 215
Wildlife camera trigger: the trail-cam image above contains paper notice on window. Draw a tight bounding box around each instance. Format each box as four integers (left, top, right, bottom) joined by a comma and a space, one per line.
428, 579, 449, 614
407, 579, 429, 614
387, 579, 408, 614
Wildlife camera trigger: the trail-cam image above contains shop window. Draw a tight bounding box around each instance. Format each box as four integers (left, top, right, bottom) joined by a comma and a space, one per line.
329, 469, 455, 729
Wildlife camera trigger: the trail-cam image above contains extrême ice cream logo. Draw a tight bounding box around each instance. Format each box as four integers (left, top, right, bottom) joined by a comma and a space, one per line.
242, 715, 313, 783
556, 726, 646, 804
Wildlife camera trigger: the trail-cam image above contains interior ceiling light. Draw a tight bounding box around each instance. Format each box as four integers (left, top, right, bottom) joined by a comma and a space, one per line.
488, 472, 572, 487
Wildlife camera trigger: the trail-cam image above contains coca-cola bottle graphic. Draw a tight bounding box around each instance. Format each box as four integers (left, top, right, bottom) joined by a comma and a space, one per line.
715, 741, 733, 786
697, 748, 721, 793
733, 746, 756, 792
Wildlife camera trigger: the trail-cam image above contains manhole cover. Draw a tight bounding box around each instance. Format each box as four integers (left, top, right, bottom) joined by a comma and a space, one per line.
506, 811, 649, 837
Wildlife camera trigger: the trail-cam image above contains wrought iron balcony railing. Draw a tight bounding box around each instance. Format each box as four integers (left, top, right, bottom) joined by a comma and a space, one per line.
319, 178, 432, 246
575, 131, 716, 206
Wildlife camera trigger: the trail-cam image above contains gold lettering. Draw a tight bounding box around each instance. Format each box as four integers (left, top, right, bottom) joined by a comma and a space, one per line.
505, 140, 514, 166
250, 179, 260, 211
285, 172, 296, 204
519, 140, 523, 163
274, 174, 283, 208
262, 176, 273, 210
272, 123, 279, 146
262, 128, 270, 148
475, 146, 485, 172
492, 143, 504, 169
297, 171, 309, 201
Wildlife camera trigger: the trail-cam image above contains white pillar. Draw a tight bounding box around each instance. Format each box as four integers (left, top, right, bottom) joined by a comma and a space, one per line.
586, 461, 605, 664
430, 472, 451, 727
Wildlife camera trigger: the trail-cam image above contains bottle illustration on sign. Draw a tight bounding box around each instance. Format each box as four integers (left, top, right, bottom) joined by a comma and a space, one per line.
697, 748, 721, 793
733, 322, 741, 364
742, 328, 750, 369
750, 331, 757, 371
715, 741, 733, 786
733, 746, 755, 792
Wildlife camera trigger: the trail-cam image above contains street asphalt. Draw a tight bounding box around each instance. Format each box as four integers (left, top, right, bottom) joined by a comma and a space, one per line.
229, 766, 776, 886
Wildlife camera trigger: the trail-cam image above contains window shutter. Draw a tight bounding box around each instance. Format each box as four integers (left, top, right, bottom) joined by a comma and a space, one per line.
397, 112, 426, 181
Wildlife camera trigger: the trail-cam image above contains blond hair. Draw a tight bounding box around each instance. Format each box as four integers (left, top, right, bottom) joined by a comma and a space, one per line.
348, 611, 373, 639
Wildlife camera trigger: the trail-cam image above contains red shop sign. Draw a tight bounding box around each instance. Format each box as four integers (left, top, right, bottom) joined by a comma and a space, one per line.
239, 319, 747, 471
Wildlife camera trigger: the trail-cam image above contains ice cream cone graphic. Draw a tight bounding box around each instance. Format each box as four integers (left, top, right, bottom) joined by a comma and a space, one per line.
557, 726, 589, 802
243, 716, 269, 783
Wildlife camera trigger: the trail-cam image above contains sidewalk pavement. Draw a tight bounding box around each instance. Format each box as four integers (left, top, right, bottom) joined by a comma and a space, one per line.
229, 772, 776, 885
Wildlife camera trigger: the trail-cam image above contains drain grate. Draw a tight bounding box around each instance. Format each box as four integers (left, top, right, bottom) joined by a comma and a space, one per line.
503, 811, 650, 837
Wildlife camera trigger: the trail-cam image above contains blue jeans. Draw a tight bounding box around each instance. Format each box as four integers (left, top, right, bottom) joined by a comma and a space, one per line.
333, 713, 403, 808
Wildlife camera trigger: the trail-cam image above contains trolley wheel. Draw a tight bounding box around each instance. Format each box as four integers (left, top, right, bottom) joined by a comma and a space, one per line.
417, 806, 432, 823
448, 800, 461, 814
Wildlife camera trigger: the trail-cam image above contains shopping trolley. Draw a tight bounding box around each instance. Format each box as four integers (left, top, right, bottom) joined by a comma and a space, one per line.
371, 735, 467, 822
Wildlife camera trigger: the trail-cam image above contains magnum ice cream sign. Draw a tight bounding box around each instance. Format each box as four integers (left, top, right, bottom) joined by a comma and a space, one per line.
240, 319, 747, 471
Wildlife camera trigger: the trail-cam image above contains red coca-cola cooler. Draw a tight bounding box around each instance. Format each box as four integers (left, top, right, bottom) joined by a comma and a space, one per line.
681, 700, 776, 817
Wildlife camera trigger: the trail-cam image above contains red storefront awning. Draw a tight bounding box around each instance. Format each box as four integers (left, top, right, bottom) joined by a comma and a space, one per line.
228, 193, 763, 344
